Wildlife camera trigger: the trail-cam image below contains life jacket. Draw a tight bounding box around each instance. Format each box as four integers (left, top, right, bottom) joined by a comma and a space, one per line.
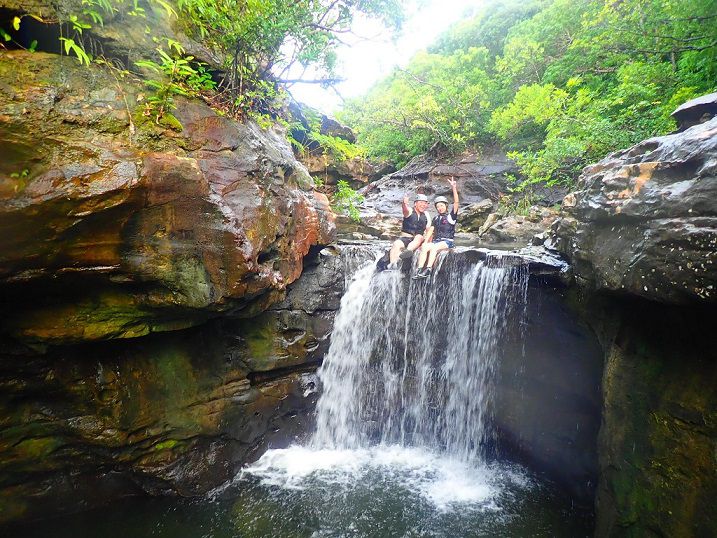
402, 209, 430, 235
432, 210, 458, 240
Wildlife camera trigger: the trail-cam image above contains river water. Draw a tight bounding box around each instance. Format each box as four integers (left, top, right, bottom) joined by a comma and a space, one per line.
13, 249, 593, 537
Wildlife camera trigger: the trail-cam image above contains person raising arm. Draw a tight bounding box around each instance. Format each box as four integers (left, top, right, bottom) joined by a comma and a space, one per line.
414, 177, 459, 279
387, 193, 431, 270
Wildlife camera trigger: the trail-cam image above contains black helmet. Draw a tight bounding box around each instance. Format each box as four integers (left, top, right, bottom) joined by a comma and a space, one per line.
434, 196, 449, 208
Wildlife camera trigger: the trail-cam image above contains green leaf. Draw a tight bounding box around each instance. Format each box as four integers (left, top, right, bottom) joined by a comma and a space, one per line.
151, 0, 177, 18
28, 39, 37, 52
135, 60, 161, 72
60, 37, 74, 55
12, 16, 21, 31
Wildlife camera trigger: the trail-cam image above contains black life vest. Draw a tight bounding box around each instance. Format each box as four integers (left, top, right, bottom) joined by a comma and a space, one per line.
432, 210, 458, 240
402, 209, 430, 235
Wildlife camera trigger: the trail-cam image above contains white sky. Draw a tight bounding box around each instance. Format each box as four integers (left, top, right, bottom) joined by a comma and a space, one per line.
286, 0, 484, 114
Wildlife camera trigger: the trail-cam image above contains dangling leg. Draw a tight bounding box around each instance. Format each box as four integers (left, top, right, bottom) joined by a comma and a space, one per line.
425, 241, 450, 277
417, 242, 431, 270
388, 239, 405, 266
406, 234, 424, 253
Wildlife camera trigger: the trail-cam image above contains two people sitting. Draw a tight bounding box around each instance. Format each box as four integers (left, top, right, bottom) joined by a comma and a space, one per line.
414, 177, 459, 279
386, 177, 460, 278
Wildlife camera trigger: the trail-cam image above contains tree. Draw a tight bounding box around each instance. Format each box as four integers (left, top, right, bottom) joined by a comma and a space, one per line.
175, 0, 404, 114
340, 0, 717, 187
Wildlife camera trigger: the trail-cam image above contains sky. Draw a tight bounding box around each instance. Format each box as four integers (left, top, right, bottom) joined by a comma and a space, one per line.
286, 0, 484, 114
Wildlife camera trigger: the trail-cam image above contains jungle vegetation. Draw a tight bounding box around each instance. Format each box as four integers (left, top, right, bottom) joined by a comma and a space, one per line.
338, 0, 717, 188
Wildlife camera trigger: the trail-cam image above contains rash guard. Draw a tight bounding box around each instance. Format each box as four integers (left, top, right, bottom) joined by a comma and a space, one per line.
432, 209, 458, 241
402, 209, 430, 236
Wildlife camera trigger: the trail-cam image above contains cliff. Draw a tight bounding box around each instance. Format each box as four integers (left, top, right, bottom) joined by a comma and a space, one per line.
0, 9, 337, 523
551, 112, 717, 536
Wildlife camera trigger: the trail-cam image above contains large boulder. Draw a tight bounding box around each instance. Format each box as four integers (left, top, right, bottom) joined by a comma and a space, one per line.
360, 148, 516, 218
301, 152, 392, 190
480, 206, 559, 245
551, 116, 717, 304
320, 115, 356, 143
0, 51, 334, 345
671, 91, 717, 132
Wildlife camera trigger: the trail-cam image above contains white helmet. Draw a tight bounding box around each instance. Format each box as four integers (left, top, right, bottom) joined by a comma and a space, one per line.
434, 196, 449, 208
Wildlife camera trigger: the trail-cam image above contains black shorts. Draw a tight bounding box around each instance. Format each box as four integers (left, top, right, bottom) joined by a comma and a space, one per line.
399, 236, 413, 247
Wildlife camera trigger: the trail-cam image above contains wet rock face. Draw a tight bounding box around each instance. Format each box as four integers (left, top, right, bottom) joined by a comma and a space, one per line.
494, 286, 603, 502
233, 247, 346, 372
0, 46, 340, 525
0, 248, 347, 524
0, 51, 335, 345
551, 117, 717, 304
592, 299, 717, 537
0, 323, 320, 524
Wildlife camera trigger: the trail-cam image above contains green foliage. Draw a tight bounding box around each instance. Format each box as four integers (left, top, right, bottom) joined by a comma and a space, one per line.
309, 131, 364, 162
498, 191, 536, 217
59, 37, 92, 65
333, 180, 365, 222
175, 0, 404, 116
9, 169, 29, 179
136, 46, 217, 125
340, 45, 496, 167
291, 107, 365, 162
342, 0, 717, 187
9, 168, 30, 193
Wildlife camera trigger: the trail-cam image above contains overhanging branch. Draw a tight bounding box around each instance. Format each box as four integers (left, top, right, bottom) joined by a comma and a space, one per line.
277, 77, 346, 84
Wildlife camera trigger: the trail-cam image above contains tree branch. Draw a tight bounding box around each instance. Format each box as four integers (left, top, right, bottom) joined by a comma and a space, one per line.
277, 77, 346, 84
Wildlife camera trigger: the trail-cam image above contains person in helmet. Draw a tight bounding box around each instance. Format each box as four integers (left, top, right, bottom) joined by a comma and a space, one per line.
386, 193, 432, 270
414, 177, 459, 279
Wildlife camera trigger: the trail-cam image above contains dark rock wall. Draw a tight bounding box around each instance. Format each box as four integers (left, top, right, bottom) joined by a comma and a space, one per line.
590, 298, 717, 537
0, 245, 346, 525
0, 320, 320, 523
551, 110, 717, 536
494, 284, 604, 503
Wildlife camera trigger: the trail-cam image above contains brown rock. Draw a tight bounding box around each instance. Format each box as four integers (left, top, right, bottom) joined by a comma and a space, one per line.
0, 51, 335, 344
551, 116, 717, 304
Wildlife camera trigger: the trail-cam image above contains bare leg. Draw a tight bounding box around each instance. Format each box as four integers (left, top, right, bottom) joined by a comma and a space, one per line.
389, 239, 405, 265
406, 234, 424, 252
426, 242, 450, 268
417, 243, 433, 269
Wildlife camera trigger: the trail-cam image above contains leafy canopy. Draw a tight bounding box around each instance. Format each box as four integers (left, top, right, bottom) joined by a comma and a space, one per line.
340, 0, 717, 187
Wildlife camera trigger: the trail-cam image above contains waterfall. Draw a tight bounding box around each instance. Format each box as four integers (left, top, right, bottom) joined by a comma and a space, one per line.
312, 249, 529, 463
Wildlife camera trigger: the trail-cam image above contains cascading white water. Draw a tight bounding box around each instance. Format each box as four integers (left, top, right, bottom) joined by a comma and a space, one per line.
312, 249, 529, 463
231, 247, 591, 535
